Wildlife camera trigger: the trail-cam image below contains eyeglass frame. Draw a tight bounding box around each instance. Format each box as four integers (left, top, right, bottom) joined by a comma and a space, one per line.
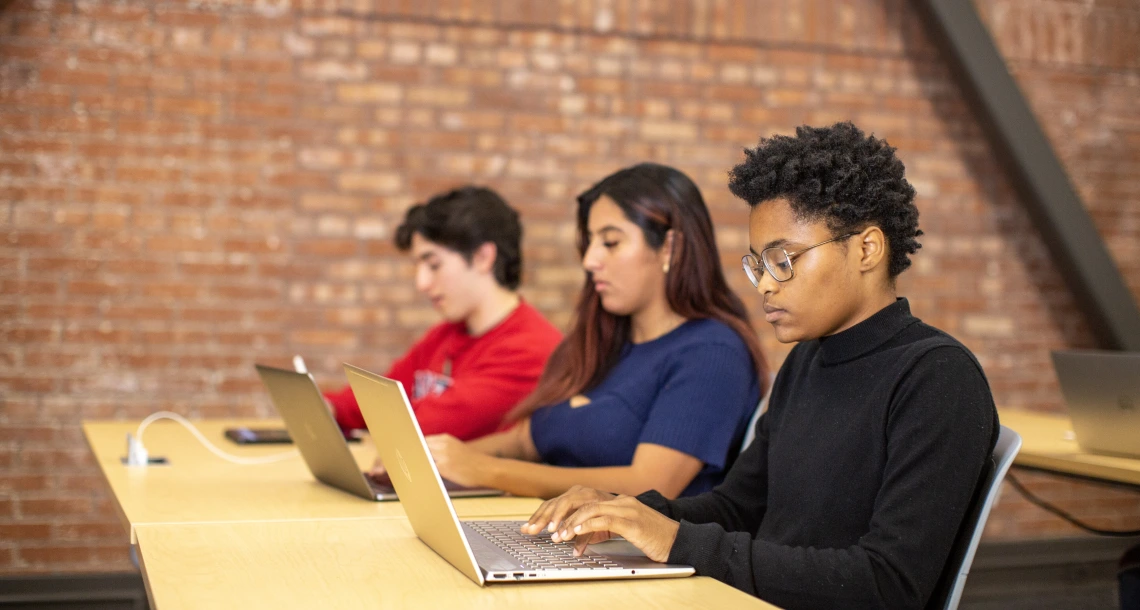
741, 232, 860, 286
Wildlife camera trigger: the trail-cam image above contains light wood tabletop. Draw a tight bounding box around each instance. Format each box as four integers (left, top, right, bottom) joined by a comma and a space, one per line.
82, 419, 543, 541
134, 518, 776, 610
999, 409, 1140, 487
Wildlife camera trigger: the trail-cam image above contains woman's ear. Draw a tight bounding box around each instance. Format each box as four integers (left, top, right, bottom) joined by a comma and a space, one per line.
857, 226, 887, 272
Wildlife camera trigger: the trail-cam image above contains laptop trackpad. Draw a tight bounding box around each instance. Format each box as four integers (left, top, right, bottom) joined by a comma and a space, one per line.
586, 539, 645, 557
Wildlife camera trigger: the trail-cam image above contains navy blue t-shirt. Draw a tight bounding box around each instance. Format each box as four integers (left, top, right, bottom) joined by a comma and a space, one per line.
529, 318, 761, 496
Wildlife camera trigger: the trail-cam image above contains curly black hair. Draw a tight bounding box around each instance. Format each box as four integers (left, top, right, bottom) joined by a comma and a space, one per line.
727, 122, 922, 277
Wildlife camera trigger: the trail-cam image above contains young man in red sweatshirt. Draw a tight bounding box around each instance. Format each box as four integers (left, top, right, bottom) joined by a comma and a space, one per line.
324, 186, 562, 442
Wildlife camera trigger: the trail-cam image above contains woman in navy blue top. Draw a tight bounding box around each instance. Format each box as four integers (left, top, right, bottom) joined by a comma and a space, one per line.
531, 317, 758, 496
420, 163, 771, 499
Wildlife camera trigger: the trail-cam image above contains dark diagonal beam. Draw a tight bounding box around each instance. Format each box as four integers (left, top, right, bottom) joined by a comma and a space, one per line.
916, 0, 1140, 351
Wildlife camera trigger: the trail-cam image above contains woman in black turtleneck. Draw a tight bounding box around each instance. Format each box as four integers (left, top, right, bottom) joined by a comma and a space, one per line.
521, 122, 999, 610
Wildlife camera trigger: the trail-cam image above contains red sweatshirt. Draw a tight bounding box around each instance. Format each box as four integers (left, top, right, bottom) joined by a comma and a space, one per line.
325, 300, 561, 441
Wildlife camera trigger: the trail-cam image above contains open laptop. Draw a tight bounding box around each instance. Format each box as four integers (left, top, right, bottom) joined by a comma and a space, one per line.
343, 362, 695, 584
1051, 350, 1140, 459
254, 364, 504, 501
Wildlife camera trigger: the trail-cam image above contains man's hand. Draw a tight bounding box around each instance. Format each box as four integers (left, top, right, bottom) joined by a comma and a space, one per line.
367, 456, 386, 477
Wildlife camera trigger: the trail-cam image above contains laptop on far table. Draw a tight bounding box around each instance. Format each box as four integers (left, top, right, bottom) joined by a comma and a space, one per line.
1051, 350, 1140, 459
343, 362, 695, 584
254, 364, 504, 501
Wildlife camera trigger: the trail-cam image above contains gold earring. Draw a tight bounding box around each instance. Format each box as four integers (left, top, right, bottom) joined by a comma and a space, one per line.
663, 261, 670, 274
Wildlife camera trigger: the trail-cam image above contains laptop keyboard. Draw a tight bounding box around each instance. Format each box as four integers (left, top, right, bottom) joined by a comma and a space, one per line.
465, 520, 623, 571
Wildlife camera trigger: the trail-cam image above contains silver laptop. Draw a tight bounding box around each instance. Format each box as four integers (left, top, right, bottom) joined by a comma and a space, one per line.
1052, 350, 1140, 459
343, 362, 695, 584
254, 364, 504, 501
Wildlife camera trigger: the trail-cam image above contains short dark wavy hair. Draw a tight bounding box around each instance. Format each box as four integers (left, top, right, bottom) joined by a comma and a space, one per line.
727, 122, 922, 277
395, 186, 522, 289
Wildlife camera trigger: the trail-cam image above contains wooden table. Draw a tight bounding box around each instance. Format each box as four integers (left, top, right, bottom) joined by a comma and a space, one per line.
83, 420, 542, 541
999, 409, 1140, 487
134, 518, 775, 610
86, 419, 774, 608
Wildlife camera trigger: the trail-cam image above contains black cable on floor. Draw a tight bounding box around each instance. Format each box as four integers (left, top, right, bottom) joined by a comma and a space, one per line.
1005, 471, 1140, 537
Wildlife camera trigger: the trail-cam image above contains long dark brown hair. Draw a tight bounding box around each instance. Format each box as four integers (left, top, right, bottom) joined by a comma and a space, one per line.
509, 163, 769, 420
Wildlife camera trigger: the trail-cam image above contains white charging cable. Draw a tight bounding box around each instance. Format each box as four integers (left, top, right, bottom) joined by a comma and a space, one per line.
131, 411, 300, 466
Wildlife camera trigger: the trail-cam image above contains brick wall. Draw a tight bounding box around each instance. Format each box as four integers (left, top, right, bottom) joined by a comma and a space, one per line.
1, 0, 1137, 573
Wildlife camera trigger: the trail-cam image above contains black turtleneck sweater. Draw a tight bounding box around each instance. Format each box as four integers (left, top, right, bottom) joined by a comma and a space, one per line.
638, 298, 998, 609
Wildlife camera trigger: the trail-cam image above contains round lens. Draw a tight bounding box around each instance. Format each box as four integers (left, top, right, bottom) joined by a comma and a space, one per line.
741, 255, 761, 287
761, 248, 793, 282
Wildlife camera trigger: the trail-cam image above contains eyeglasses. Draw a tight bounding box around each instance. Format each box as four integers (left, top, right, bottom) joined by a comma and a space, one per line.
741, 232, 859, 286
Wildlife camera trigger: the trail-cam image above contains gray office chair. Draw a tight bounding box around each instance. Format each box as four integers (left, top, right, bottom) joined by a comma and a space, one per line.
938, 425, 1022, 610
739, 377, 776, 453
739, 395, 770, 453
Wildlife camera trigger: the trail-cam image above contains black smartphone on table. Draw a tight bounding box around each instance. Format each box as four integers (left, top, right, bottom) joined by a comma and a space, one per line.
224, 427, 293, 444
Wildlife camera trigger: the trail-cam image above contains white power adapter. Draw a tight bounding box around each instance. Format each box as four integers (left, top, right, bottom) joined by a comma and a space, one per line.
125, 433, 149, 467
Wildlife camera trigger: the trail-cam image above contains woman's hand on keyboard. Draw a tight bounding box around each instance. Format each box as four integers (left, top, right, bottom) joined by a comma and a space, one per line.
521, 485, 616, 538
551, 494, 680, 563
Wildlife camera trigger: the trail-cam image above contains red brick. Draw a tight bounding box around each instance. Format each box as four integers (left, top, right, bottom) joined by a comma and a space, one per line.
73, 89, 149, 112
161, 191, 213, 207
54, 521, 125, 540
0, 113, 35, 132
19, 497, 93, 517
38, 115, 112, 136
216, 331, 284, 346
0, 524, 52, 540
222, 238, 284, 254
233, 100, 294, 120
3, 138, 70, 155
300, 59, 368, 80
102, 305, 172, 321
153, 52, 223, 72
25, 303, 98, 319
60, 328, 135, 345
75, 2, 149, 20
0, 475, 52, 491
36, 66, 111, 87
182, 308, 244, 322
289, 329, 358, 348
1, 280, 60, 298
23, 351, 84, 367
293, 238, 358, 257
211, 284, 282, 300
116, 119, 191, 137
18, 545, 128, 566
154, 97, 220, 117
406, 86, 470, 107
67, 280, 129, 297
10, 17, 53, 38
267, 170, 332, 189
0, 43, 69, 62
140, 282, 204, 299
154, 9, 221, 27
228, 57, 293, 76
104, 259, 167, 275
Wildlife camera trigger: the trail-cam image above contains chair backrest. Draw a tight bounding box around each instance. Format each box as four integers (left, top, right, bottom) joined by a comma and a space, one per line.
739, 393, 768, 453
739, 375, 776, 454
937, 425, 1022, 610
